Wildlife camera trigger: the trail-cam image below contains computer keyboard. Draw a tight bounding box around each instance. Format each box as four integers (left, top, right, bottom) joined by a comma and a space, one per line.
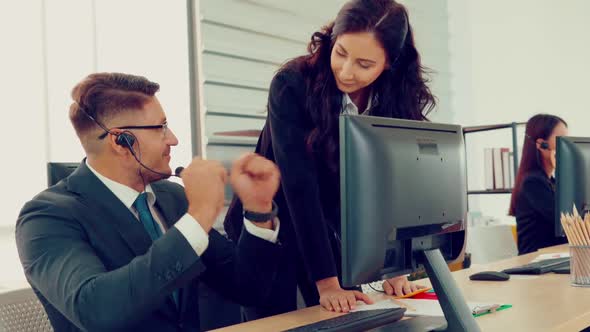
502, 257, 570, 275
552, 265, 571, 274
284, 308, 406, 332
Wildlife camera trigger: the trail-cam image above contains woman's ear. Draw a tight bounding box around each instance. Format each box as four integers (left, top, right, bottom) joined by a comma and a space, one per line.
535, 138, 550, 151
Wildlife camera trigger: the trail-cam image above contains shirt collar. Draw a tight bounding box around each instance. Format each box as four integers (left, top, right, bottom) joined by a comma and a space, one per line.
341, 92, 379, 115
86, 161, 156, 210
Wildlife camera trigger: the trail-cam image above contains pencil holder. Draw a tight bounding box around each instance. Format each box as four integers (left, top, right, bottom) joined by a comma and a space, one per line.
570, 245, 590, 287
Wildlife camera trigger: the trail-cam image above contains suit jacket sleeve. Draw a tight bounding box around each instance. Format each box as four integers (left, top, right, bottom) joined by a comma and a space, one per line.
16, 198, 205, 331
267, 69, 339, 281
199, 227, 283, 306
521, 175, 555, 223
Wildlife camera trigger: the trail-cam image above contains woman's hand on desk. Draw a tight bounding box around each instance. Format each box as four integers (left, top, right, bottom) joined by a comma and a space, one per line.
316, 277, 373, 313
382, 276, 426, 296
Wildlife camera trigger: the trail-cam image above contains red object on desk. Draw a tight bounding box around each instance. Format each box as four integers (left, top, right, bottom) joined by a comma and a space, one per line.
411, 292, 438, 300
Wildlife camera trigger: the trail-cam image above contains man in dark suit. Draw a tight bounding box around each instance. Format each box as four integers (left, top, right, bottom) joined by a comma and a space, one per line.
16, 73, 282, 332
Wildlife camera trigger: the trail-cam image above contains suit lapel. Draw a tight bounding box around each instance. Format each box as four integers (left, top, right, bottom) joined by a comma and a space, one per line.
66, 162, 153, 256
151, 183, 184, 229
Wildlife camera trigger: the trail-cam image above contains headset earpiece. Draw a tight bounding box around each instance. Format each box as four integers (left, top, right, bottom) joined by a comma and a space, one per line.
388, 10, 409, 70
115, 132, 136, 150
527, 134, 550, 151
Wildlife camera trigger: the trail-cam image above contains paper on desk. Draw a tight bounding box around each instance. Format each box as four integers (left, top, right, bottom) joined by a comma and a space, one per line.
396, 299, 504, 317
351, 299, 503, 318
351, 299, 402, 312
531, 252, 569, 262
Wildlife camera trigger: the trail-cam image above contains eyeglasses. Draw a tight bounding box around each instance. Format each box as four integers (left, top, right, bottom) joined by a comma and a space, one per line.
98, 122, 168, 139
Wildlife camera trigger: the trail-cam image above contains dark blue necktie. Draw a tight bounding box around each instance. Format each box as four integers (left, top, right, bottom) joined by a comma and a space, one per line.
133, 193, 162, 241
133, 193, 179, 308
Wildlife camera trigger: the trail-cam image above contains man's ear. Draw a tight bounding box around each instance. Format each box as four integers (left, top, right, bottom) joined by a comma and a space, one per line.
106, 130, 130, 155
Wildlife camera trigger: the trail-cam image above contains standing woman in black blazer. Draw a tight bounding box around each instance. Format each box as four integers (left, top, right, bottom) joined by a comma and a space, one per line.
225, 0, 435, 316
509, 114, 568, 255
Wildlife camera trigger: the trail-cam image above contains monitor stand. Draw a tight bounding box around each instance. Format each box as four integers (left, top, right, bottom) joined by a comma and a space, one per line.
419, 248, 481, 332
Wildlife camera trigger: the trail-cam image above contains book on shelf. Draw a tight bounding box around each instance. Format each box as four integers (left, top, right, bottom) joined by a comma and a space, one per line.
501, 148, 511, 189
483, 147, 513, 190
508, 151, 515, 189
493, 148, 503, 189
484, 148, 494, 190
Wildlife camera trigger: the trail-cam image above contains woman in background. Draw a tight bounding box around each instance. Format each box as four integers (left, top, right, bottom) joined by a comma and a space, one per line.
225, 0, 434, 317
509, 114, 568, 255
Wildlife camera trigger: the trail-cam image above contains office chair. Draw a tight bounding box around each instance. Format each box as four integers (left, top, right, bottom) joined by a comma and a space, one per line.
47, 162, 79, 187
0, 288, 52, 332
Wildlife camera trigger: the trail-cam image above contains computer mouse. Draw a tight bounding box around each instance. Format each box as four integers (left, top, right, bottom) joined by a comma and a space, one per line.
469, 271, 510, 281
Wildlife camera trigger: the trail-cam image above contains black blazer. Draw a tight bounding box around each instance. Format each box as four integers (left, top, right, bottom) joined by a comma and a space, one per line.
225, 67, 342, 283
514, 169, 566, 255
16, 161, 281, 332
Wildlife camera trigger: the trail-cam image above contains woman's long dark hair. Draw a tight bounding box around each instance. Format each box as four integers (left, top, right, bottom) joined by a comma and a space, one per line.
280, 0, 436, 171
508, 114, 567, 216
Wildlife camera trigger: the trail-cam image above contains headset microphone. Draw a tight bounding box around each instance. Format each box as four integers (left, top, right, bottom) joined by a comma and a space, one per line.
117, 132, 182, 178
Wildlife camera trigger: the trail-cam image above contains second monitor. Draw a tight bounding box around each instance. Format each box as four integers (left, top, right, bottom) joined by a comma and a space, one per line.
556, 136, 590, 235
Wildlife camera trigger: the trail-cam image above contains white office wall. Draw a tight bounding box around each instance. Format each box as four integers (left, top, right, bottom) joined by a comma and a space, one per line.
94, 0, 193, 170
399, 0, 453, 123
468, 1, 590, 129
448, 0, 590, 221
1, 0, 191, 227
1, 0, 47, 227
44, 0, 95, 162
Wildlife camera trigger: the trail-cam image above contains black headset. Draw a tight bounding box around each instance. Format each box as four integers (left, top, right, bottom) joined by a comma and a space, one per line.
526, 134, 549, 150
387, 10, 409, 70
80, 107, 138, 151
115, 131, 136, 150
79, 106, 181, 178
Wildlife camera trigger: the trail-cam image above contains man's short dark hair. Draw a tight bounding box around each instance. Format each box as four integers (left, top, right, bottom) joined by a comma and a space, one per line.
69, 72, 160, 137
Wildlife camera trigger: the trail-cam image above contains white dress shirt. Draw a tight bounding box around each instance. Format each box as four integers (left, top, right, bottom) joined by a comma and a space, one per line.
341, 92, 378, 115
86, 162, 280, 256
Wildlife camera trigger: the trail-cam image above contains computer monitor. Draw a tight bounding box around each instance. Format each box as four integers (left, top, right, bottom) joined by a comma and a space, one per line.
340, 115, 478, 332
556, 136, 590, 236
47, 162, 79, 187
340, 115, 467, 286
